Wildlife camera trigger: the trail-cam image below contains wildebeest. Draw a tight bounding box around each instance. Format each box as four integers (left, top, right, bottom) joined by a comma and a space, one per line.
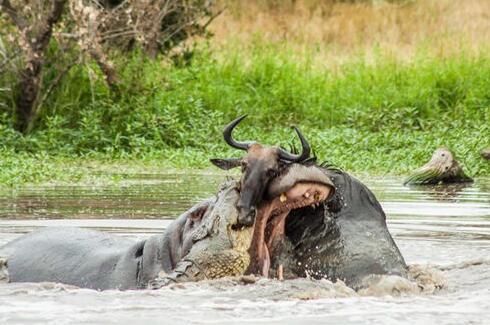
210, 115, 312, 227
211, 116, 408, 288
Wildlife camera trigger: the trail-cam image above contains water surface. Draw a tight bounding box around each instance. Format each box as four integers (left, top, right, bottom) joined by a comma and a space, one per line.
0, 174, 489, 324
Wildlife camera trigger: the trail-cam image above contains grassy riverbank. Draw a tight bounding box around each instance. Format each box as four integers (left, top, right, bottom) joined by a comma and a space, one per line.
1, 121, 488, 188
1, 46, 489, 186
1, 1, 489, 187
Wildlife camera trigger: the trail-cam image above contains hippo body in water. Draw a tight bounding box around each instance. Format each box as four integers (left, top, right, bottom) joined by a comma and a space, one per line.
240, 163, 407, 289
2, 227, 152, 290
0, 182, 255, 290
282, 167, 407, 288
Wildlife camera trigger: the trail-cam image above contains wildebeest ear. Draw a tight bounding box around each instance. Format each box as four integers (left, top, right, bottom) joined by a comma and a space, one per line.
303, 156, 317, 165
210, 158, 242, 170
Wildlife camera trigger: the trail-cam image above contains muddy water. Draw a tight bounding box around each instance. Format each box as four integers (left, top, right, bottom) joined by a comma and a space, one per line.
0, 174, 489, 324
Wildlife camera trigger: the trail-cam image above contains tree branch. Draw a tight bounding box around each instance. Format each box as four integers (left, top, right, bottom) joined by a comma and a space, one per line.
0, 0, 28, 30
202, 8, 224, 30
0, 48, 21, 73
38, 57, 80, 110
34, 0, 67, 52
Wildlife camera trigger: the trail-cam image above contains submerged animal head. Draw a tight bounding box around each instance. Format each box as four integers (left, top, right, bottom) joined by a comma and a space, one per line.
403, 147, 473, 185
211, 115, 311, 227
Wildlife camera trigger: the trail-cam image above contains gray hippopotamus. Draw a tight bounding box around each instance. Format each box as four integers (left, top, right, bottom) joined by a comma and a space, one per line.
237, 162, 408, 289
283, 166, 407, 288
0, 182, 255, 290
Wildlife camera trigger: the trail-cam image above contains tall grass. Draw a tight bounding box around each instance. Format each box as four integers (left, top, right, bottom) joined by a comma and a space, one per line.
213, 0, 490, 59
0, 44, 488, 183
1, 0, 489, 185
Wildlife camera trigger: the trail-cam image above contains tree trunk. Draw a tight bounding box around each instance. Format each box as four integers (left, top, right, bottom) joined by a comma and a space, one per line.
15, 60, 42, 132
1, 0, 67, 133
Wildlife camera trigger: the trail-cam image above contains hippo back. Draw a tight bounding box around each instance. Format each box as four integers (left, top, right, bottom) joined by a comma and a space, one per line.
0, 227, 143, 290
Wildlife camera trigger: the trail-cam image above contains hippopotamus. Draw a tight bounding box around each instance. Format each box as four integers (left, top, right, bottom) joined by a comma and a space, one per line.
278, 165, 407, 288
0, 181, 254, 290
233, 162, 408, 288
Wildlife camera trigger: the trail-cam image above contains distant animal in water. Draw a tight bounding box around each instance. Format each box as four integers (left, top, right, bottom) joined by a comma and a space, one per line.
404, 147, 473, 185
481, 148, 490, 161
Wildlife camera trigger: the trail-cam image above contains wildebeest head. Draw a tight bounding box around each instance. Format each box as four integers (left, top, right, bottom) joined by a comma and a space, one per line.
210, 115, 311, 227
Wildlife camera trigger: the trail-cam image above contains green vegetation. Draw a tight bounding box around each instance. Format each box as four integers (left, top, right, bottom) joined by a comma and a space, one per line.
1, 44, 489, 186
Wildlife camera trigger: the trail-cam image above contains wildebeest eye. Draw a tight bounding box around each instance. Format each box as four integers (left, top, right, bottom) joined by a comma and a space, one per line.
241, 161, 248, 172
267, 168, 278, 178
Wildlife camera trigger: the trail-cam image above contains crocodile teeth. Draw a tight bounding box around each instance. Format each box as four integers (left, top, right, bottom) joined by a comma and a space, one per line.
280, 193, 287, 202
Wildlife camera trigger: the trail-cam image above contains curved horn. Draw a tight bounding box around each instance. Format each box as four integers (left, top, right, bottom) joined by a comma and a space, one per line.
278, 126, 311, 162
223, 115, 253, 151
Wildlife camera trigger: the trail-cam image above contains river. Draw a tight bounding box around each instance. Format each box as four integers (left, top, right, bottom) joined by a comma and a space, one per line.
0, 173, 489, 324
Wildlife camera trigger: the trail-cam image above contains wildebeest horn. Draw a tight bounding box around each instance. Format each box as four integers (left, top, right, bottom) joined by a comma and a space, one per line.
278, 126, 311, 162
223, 115, 253, 151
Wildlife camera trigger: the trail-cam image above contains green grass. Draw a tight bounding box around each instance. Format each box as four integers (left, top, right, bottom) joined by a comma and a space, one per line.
0, 44, 489, 186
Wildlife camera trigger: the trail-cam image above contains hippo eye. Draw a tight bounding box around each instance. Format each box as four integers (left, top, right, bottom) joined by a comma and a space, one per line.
189, 206, 206, 223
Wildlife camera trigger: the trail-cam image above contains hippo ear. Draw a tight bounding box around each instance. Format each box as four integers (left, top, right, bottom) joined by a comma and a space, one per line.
210, 158, 242, 170
189, 205, 207, 221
